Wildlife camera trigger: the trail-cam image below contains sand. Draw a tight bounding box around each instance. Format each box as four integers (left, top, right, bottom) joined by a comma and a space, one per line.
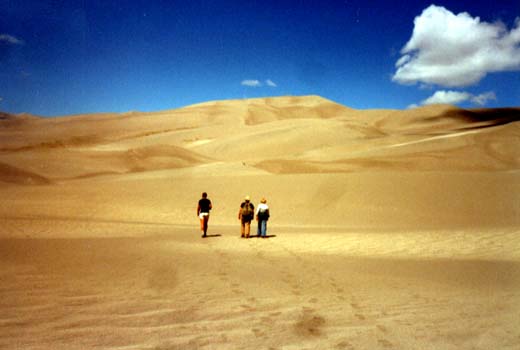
1, 96, 520, 349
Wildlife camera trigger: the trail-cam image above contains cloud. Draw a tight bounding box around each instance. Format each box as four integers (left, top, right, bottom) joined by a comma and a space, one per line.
421, 91, 472, 105
0, 34, 24, 45
470, 91, 497, 105
266, 79, 277, 87
393, 5, 520, 87
241, 80, 262, 87
419, 90, 497, 106
241, 79, 278, 87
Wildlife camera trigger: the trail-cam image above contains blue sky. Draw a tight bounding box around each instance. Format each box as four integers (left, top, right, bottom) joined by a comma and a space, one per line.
1, 0, 519, 116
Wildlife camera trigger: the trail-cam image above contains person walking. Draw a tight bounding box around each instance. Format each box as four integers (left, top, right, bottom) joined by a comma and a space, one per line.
238, 196, 254, 238
197, 192, 212, 238
256, 198, 270, 238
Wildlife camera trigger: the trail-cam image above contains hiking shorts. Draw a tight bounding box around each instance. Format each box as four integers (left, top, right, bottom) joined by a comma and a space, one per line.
199, 213, 209, 230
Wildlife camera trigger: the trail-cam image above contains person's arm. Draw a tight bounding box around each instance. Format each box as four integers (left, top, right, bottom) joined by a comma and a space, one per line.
197, 203, 201, 216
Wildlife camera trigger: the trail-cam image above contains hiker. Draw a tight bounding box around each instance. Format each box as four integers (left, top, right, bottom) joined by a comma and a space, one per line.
238, 196, 255, 238
197, 192, 212, 238
256, 198, 270, 238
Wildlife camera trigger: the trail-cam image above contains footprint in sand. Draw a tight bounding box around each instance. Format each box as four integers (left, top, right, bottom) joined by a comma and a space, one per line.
260, 316, 272, 324
252, 328, 266, 337
302, 306, 315, 313
240, 304, 255, 311
294, 312, 326, 337
355, 313, 366, 321
377, 324, 388, 333
336, 340, 354, 350
378, 338, 394, 348
327, 278, 346, 300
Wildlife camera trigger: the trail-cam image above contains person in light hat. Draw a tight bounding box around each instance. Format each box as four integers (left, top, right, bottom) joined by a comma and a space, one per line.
255, 197, 270, 238
238, 195, 255, 238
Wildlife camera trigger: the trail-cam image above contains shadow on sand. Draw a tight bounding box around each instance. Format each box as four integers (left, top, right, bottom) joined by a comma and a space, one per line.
251, 234, 277, 239
202, 234, 222, 238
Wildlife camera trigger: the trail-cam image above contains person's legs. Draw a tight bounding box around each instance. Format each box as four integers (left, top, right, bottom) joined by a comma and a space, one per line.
241, 221, 245, 237
261, 220, 267, 237
244, 221, 251, 238
203, 215, 209, 236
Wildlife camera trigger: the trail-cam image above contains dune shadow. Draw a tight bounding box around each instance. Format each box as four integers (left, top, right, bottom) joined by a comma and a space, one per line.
430, 107, 520, 131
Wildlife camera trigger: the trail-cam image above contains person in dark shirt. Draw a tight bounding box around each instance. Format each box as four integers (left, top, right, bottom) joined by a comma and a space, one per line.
197, 192, 212, 238
238, 195, 254, 238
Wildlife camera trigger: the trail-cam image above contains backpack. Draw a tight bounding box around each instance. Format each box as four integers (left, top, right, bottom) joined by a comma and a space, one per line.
258, 208, 269, 220
241, 202, 253, 219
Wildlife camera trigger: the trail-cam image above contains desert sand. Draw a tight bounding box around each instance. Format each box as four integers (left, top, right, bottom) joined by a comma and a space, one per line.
1, 95, 520, 349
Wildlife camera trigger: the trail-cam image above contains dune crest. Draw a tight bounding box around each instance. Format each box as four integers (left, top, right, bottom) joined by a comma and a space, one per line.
2, 95, 519, 180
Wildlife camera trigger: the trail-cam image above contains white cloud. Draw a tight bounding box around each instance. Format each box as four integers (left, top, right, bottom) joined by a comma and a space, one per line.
241, 80, 262, 87
470, 91, 497, 105
0, 34, 24, 45
266, 79, 277, 87
393, 5, 520, 87
420, 90, 496, 106
421, 90, 472, 105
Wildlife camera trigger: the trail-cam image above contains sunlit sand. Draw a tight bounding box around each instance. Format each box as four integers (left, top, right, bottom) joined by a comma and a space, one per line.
1, 96, 519, 349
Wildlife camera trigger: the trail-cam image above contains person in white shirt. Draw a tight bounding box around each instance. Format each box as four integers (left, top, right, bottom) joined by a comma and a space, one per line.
255, 198, 270, 238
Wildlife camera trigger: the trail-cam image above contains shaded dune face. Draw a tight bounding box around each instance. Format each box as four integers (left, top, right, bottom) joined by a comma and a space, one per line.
0, 162, 51, 185
440, 108, 520, 129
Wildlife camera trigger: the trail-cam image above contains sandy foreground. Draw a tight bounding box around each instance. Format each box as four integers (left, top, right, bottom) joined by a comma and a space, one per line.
1, 96, 520, 349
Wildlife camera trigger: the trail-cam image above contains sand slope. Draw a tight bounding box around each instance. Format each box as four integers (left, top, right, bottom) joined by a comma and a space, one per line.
1, 95, 519, 349
1, 95, 519, 228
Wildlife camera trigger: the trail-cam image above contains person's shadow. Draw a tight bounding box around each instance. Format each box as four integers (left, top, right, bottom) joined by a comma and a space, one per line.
202, 234, 222, 238
253, 234, 277, 239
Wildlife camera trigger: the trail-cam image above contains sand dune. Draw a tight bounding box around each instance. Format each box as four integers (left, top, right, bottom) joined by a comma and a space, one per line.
1, 95, 519, 349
